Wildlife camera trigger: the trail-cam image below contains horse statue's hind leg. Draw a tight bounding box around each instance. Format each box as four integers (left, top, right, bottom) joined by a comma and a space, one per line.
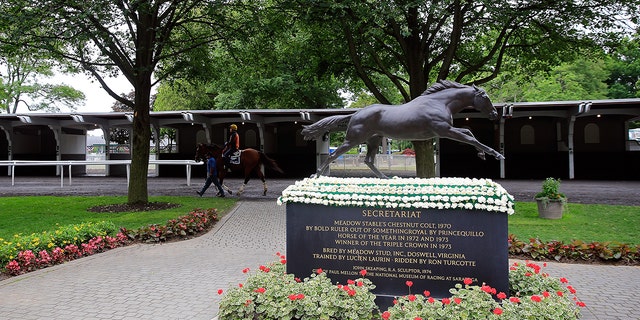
314, 139, 360, 177
363, 135, 387, 178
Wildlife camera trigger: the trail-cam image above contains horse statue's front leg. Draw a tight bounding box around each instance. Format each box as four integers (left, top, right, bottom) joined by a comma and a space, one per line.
262, 181, 267, 196
364, 136, 388, 179
476, 149, 486, 160
443, 127, 505, 161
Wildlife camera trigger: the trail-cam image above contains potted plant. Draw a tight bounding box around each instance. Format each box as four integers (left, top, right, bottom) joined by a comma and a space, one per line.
534, 177, 567, 219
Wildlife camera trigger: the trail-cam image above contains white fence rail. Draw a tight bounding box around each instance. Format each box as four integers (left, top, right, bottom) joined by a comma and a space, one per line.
0, 160, 203, 187
329, 154, 416, 172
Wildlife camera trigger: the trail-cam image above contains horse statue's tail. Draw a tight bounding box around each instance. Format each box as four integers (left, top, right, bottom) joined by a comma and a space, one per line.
301, 114, 352, 140
259, 151, 284, 174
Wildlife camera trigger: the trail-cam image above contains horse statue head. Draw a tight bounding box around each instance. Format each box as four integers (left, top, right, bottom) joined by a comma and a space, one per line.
472, 84, 499, 121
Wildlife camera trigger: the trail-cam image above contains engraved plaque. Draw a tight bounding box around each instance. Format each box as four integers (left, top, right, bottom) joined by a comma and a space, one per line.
286, 203, 508, 308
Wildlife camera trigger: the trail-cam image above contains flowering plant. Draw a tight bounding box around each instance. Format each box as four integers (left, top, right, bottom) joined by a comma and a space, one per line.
0, 221, 117, 268
535, 177, 568, 212
535, 177, 566, 201
277, 176, 515, 214
218, 253, 378, 320
4, 234, 128, 276
218, 258, 584, 319
509, 234, 640, 263
2, 208, 219, 276
122, 208, 218, 243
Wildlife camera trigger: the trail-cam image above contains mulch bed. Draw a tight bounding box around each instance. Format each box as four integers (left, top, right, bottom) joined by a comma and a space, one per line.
87, 202, 181, 213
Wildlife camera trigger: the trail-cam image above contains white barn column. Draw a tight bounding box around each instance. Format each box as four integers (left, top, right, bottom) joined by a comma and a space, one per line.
0, 125, 12, 175
316, 136, 330, 175
48, 125, 62, 176
499, 117, 506, 179
151, 123, 160, 175
101, 126, 112, 176
256, 122, 265, 151
434, 138, 440, 177
568, 116, 576, 179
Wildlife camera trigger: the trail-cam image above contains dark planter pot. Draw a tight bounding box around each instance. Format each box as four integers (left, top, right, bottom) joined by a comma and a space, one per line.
536, 199, 564, 219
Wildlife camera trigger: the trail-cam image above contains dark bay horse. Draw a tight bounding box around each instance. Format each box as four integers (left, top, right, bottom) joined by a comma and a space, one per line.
195, 144, 283, 196
301, 80, 504, 178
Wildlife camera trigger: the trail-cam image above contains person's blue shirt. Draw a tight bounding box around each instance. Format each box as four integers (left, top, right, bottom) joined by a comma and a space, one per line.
207, 157, 218, 176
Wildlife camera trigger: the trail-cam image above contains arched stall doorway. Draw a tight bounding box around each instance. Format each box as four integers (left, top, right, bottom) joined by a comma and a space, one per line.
503, 117, 569, 179
573, 115, 640, 179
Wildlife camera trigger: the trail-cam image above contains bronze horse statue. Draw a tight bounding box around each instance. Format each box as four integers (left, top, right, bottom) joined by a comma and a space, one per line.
195, 144, 283, 196
301, 80, 504, 178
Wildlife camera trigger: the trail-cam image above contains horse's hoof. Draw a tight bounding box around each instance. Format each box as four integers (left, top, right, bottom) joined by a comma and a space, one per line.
263, 191, 267, 196
227, 190, 233, 195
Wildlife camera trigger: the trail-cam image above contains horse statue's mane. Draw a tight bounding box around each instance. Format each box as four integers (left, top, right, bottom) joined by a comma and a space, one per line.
421, 80, 470, 96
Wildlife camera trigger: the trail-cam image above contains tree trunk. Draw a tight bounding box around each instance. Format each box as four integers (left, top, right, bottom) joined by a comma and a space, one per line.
127, 4, 155, 205
413, 139, 435, 178
128, 83, 151, 205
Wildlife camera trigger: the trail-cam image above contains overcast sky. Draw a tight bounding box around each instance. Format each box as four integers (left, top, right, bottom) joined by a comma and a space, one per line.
49, 73, 134, 113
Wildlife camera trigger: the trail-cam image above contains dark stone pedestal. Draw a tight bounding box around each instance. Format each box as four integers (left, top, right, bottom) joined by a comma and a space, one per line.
286, 203, 508, 309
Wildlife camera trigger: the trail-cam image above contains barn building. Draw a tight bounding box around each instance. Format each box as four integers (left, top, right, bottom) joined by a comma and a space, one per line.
1, 99, 639, 180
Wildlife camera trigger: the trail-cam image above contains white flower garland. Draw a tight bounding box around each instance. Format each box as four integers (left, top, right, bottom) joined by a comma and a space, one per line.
277, 176, 515, 215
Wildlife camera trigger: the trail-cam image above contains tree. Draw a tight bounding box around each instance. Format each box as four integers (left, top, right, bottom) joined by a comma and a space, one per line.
488, 57, 610, 102
110, 90, 173, 152
1, 0, 239, 204
109, 91, 136, 145
0, 44, 85, 113
155, 2, 346, 111
293, 0, 639, 177
606, 34, 640, 98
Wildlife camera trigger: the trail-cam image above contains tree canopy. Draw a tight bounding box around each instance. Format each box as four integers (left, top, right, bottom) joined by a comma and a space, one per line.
155, 3, 346, 111
0, 44, 85, 113
606, 34, 640, 98
286, 0, 639, 177
0, 0, 249, 204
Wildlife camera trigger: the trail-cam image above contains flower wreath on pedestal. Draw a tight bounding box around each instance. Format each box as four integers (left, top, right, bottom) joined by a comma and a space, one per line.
278, 176, 515, 215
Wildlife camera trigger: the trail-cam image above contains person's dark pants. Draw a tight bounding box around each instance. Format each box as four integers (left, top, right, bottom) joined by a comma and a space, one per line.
223, 148, 237, 166
199, 175, 224, 196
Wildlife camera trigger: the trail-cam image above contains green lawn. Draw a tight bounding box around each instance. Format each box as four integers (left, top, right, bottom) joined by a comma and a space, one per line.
1, 197, 638, 246
0, 196, 237, 239
508, 202, 640, 245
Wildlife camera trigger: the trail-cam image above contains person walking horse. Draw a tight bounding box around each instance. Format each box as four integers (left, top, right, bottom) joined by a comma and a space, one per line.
196, 151, 225, 197
222, 124, 240, 168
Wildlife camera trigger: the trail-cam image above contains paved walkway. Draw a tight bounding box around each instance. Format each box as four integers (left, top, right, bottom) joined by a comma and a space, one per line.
0, 177, 639, 319
0, 200, 284, 320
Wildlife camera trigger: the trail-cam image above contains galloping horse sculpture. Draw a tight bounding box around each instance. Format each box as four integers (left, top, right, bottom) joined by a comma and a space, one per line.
195, 144, 283, 196
301, 80, 504, 178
